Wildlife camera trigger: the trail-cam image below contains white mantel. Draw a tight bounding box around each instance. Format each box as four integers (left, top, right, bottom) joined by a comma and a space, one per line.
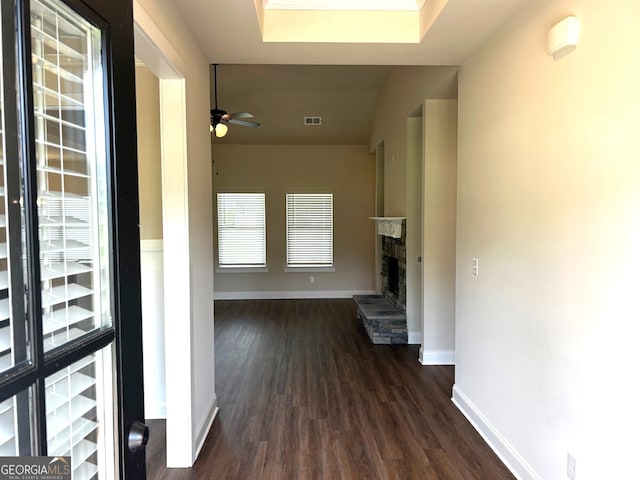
370, 217, 405, 239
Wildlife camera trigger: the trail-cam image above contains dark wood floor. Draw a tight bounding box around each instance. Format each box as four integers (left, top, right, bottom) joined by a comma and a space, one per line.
146, 299, 514, 480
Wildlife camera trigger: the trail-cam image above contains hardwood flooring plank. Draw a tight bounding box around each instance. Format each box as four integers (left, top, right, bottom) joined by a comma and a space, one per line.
146, 299, 514, 480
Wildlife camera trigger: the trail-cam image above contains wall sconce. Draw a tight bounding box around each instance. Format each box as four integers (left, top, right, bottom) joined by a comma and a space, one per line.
548, 16, 579, 59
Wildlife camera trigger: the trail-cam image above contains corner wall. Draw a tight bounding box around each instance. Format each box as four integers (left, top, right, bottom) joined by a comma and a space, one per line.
420, 99, 457, 364
369, 66, 458, 216
370, 67, 458, 350
455, 1, 640, 478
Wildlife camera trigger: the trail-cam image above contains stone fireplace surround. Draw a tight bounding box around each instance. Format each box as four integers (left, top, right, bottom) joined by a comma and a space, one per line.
380, 219, 406, 312
354, 218, 408, 345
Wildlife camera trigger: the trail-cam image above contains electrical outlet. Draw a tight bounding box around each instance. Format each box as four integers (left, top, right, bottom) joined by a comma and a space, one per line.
309, 275, 315, 284
567, 453, 576, 480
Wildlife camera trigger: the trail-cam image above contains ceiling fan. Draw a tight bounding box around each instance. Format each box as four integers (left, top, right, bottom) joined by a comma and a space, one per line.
210, 64, 260, 138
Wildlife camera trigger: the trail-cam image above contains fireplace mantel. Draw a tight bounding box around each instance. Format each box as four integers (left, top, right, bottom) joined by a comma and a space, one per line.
369, 217, 406, 239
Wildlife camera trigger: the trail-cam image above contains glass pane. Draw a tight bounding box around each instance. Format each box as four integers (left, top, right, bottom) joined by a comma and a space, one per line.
0, 0, 30, 373
0, 389, 34, 456
46, 347, 114, 479
30, 0, 111, 352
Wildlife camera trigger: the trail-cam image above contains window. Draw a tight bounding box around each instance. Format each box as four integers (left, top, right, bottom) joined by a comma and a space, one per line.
217, 193, 266, 267
286, 193, 333, 268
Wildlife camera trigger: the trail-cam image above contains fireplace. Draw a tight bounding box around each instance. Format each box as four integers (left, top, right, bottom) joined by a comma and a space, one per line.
388, 257, 399, 295
357, 218, 407, 344
379, 219, 406, 311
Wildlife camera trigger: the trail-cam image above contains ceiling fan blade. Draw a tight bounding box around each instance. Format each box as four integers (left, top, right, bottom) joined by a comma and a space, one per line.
229, 118, 260, 128
228, 112, 254, 120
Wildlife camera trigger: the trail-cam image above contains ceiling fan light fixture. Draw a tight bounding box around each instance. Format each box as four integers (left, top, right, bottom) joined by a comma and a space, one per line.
215, 122, 228, 138
210, 65, 260, 137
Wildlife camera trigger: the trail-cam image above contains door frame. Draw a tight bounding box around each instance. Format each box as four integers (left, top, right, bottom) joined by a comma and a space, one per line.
132, 3, 195, 468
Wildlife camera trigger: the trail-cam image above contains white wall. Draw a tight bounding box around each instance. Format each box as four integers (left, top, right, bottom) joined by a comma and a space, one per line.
134, 0, 216, 467
454, 1, 640, 479
212, 144, 376, 298
139, 240, 166, 418
421, 99, 457, 364
370, 66, 458, 216
135, 66, 163, 240
406, 116, 422, 342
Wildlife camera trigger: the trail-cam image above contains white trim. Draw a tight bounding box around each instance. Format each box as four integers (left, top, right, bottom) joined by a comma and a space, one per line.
408, 331, 421, 345
263, 0, 427, 11
418, 348, 455, 365
284, 266, 336, 273
214, 290, 376, 300
216, 266, 269, 273
159, 77, 192, 469
193, 394, 219, 463
133, 2, 186, 79
140, 239, 163, 252
451, 385, 541, 480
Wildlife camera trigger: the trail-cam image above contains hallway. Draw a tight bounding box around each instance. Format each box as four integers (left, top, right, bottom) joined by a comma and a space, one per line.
146, 299, 514, 479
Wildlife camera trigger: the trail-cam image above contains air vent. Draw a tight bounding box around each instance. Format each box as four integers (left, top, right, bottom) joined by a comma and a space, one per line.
304, 116, 322, 126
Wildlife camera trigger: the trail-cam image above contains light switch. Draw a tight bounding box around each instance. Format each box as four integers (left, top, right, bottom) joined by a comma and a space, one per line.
472, 257, 479, 276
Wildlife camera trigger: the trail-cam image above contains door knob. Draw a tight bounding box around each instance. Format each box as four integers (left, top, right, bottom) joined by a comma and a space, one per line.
128, 420, 149, 452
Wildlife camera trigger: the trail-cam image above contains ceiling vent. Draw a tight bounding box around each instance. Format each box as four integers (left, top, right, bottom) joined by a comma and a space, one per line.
304, 116, 322, 126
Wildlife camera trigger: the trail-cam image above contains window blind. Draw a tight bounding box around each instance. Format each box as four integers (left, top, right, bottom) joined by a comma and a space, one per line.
217, 193, 266, 267
286, 193, 333, 267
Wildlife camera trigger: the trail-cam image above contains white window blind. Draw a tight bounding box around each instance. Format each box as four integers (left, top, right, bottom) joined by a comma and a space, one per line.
286, 193, 333, 267
217, 193, 266, 267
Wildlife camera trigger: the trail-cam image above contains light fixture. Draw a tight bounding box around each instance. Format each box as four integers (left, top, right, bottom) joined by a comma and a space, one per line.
214, 122, 228, 138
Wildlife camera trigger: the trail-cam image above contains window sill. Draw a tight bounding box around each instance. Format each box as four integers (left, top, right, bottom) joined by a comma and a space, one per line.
284, 266, 335, 273
216, 266, 269, 273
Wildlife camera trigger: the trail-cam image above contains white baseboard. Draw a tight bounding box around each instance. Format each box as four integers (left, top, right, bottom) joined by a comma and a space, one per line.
452, 385, 541, 480
408, 331, 421, 345
193, 394, 218, 463
214, 290, 376, 300
419, 348, 455, 365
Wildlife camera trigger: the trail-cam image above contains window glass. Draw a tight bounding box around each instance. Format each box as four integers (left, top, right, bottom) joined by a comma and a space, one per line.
31, 0, 112, 352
